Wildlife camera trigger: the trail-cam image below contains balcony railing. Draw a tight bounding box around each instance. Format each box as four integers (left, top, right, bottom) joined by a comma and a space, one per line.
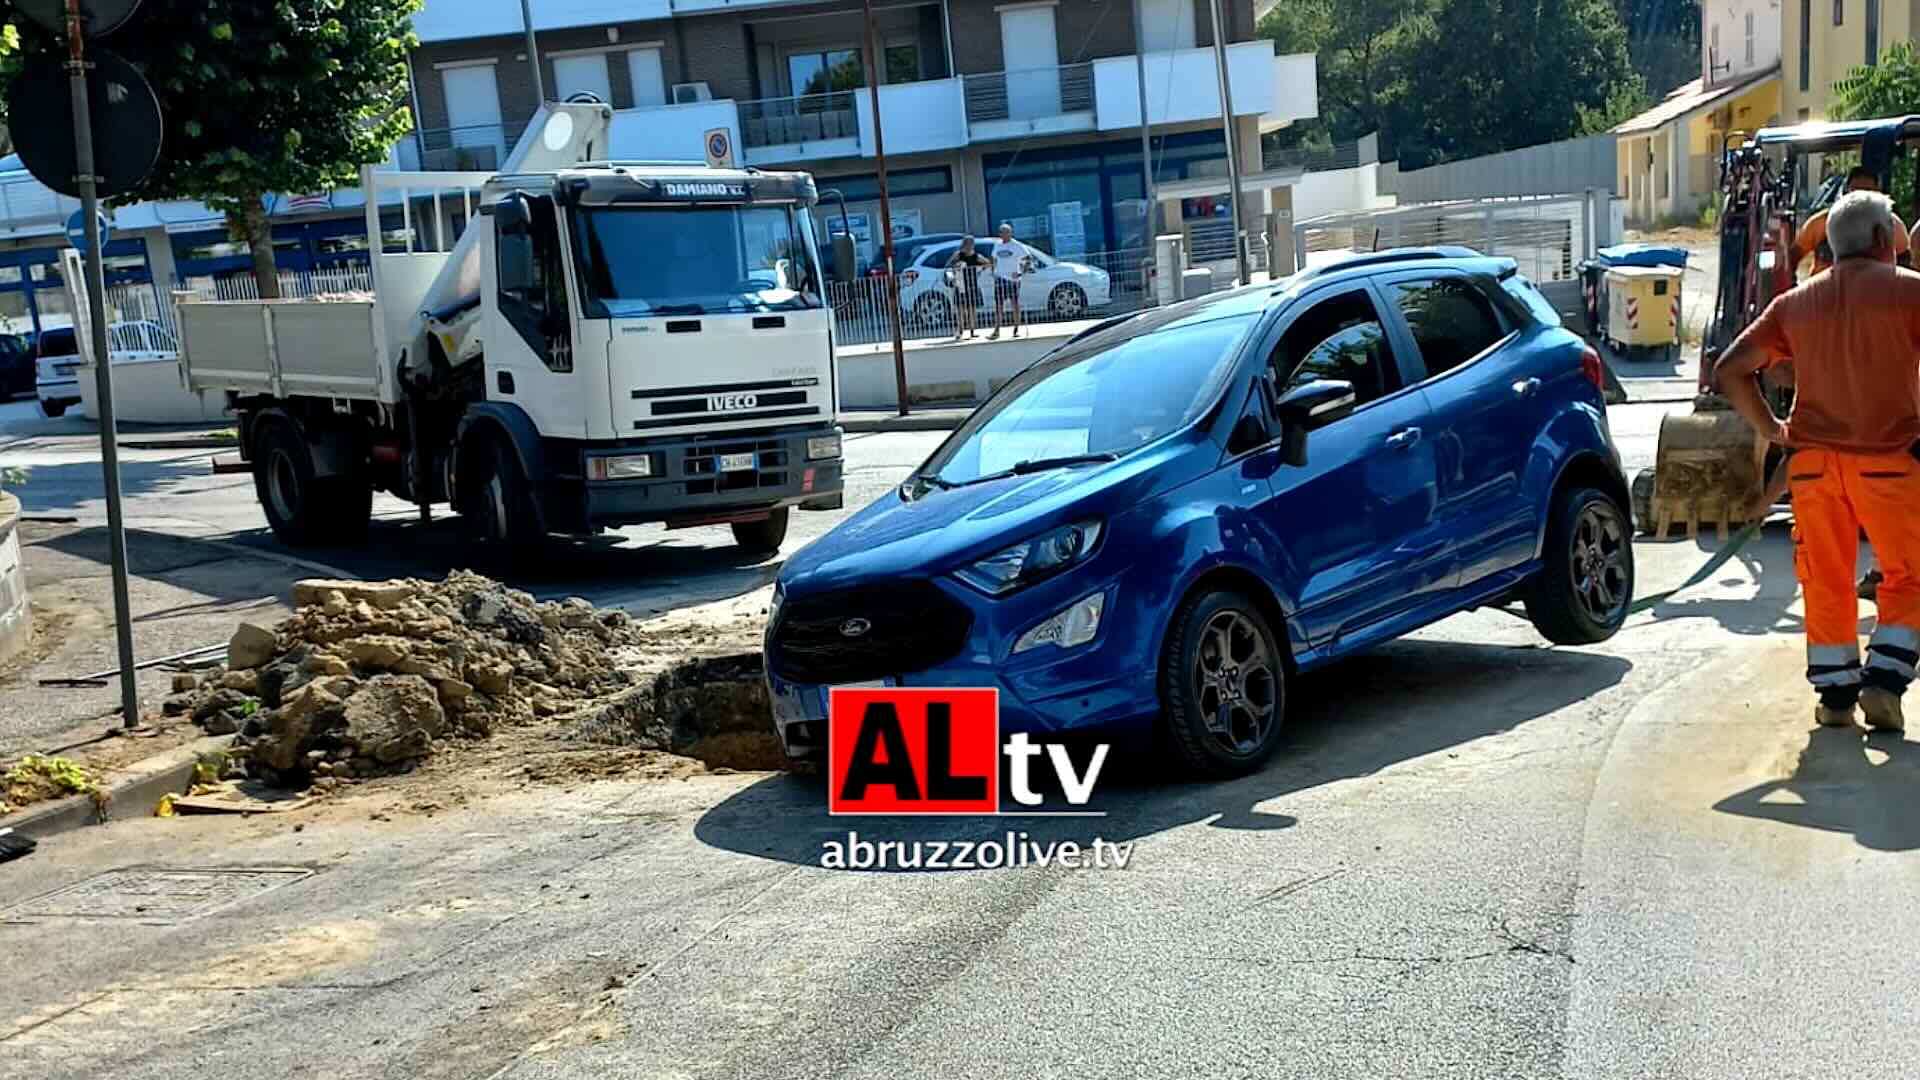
410, 121, 529, 172
1266, 140, 1365, 174
740, 91, 858, 148
962, 63, 1094, 124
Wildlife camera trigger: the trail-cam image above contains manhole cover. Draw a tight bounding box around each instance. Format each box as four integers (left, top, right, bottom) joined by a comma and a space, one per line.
1, 866, 313, 925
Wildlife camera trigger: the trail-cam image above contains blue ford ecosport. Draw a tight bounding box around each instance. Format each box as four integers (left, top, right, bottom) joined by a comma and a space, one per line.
766, 249, 1633, 777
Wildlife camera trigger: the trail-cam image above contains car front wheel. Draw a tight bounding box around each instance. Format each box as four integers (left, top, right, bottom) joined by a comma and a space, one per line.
1160, 589, 1286, 778
1524, 485, 1634, 644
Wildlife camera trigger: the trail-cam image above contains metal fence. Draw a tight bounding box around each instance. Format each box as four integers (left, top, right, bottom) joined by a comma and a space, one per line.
1294, 196, 1600, 283
828, 246, 1151, 346
962, 63, 1094, 124
740, 91, 858, 147
1393, 134, 1619, 204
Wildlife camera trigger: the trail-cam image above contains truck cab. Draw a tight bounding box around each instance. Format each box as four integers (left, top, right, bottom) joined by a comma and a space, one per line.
448, 165, 843, 550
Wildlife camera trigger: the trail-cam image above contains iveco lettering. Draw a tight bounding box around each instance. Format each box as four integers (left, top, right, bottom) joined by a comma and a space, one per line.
766, 249, 1632, 776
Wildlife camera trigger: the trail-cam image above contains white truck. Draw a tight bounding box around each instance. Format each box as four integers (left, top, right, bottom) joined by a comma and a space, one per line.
180, 103, 844, 553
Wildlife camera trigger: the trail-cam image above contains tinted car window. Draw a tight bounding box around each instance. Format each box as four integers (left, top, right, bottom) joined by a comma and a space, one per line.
1272, 289, 1397, 407
1390, 277, 1508, 380
922, 312, 1255, 485
38, 329, 77, 357
922, 244, 960, 268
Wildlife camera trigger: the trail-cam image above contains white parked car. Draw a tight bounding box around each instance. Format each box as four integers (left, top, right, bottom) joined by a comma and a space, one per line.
896, 238, 1112, 330
35, 320, 180, 417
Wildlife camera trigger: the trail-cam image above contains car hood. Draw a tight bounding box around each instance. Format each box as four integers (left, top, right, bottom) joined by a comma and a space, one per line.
780, 434, 1209, 593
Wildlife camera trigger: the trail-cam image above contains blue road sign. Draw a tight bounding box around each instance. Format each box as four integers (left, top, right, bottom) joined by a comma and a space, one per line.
66, 209, 111, 255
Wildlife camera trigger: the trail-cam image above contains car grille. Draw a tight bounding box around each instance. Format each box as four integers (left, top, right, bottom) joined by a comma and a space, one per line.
769, 580, 973, 684
683, 438, 791, 496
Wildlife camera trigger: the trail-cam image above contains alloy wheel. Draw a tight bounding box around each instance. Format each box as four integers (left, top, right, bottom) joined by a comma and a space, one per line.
1192, 609, 1278, 757
1571, 500, 1630, 624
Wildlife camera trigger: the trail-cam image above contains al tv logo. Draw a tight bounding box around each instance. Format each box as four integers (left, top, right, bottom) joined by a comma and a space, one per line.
827, 688, 1109, 815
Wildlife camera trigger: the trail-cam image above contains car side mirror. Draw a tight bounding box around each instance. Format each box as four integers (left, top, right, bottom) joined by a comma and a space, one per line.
1273, 379, 1357, 468
494, 195, 530, 236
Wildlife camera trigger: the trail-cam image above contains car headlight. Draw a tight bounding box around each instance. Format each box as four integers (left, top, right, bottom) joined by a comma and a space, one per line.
587, 454, 656, 480
807, 433, 842, 460
954, 519, 1103, 596
1013, 591, 1105, 654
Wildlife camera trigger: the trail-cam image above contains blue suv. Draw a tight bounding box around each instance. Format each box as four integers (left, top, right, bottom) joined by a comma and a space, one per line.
766, 249, 1633, 777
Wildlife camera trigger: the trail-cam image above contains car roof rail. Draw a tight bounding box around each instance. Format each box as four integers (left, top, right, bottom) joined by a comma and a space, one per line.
1295, 246, 1485, 281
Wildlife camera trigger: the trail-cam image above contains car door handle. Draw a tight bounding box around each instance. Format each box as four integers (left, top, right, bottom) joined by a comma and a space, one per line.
1385, 427, 1423, 451
1512, 377, 1542, 398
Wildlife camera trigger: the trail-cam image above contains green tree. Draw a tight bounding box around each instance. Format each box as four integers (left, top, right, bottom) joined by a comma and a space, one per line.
1832, 42, 1920, 211
1258, 0, 1430, 150
4, 1, 419, 297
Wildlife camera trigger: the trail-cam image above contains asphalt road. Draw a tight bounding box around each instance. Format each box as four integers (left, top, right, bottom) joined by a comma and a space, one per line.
8, 393, 1906, 1078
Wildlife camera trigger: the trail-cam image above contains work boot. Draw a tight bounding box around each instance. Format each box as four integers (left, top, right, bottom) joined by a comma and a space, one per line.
1816, 702, 1858, 728
1860, 686, 1907, 733
1860, 569, 1883, 600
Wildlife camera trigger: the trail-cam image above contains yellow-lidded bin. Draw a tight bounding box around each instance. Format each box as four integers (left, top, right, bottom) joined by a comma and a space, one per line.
1603, 265, 1684, 349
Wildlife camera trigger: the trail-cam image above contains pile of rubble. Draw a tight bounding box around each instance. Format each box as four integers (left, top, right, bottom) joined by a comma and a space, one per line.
166, 572, 686, 789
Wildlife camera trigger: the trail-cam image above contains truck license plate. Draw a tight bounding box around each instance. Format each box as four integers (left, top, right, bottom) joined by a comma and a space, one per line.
719, 452, 756, 472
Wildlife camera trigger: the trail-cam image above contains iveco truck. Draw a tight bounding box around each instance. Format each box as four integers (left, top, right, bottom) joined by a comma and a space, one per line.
180, 103, 844, 553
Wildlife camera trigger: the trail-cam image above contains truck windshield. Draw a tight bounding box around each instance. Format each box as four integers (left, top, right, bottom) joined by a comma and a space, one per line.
571, 205, 822, 317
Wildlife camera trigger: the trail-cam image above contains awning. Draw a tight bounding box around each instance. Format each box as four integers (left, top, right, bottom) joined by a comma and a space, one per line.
1612, 68, 1780, 136
1154, 166, 1307, 202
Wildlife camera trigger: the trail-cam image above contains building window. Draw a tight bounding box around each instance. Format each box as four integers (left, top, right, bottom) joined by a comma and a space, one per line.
884, 42, 919, 84
1834, 0, 1843, 26
1866, 0, 1879, 63
816, 166, 954, 202
1801, 0, 1812, 91
788, 48, 862, 97
1745, 12, 1754, 65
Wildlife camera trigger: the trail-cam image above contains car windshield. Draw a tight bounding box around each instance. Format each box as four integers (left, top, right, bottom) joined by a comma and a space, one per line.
918, 311, 1255, 487
570, 205, 822, 317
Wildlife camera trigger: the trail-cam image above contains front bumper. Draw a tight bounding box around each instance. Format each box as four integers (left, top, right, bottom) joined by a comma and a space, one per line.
569, 424, 844, 530
765, 560, 1164, 760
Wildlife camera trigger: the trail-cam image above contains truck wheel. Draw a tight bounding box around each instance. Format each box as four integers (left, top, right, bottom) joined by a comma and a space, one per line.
1159, 589, 1287, 778
254, 419, 331, 546
475, 439, 544, 552
731, 508, 789, 555
1523, 485, 1634, 645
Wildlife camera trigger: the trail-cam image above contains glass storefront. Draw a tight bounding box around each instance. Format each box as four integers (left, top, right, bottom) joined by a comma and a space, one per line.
0, 238, 149, 337
981, 131, 1229, 257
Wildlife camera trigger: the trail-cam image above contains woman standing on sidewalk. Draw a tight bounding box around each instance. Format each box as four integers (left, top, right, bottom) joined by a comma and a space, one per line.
946, 237, 991, 341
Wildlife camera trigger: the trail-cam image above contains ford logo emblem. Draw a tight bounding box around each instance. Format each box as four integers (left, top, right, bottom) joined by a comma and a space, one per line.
839, 618, 872, 638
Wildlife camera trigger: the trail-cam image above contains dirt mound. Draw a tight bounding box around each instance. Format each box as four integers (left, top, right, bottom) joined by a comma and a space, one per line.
165, 572, 778, 792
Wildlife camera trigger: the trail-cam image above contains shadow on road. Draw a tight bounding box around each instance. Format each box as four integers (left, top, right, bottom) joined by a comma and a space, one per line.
692, 638, 1633, 870
223, 514, 783, 611
1714, 726, 1920, 852
5, 456, 210, 516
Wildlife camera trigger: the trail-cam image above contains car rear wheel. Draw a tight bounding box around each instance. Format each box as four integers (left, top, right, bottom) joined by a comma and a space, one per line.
1524, 485, 1634, 644
1160, 589, 1286, 778
731, 507, 790, 555
1048, 283, 1089, 320
912, 292, 954, 332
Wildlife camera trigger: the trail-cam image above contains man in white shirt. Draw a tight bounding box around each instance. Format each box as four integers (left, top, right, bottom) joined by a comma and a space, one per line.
987, 222, 1035, 340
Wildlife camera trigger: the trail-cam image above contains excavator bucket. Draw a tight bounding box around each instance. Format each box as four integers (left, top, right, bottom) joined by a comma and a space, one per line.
1648, 407, 1766, 540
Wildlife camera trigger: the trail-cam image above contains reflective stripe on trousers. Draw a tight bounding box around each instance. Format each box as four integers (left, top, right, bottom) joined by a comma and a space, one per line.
1788, 448, 1920, 703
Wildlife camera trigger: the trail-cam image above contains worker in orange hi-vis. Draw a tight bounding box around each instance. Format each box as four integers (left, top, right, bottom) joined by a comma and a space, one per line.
1793, 166, 1911, 276
1716, 190, 1920, 733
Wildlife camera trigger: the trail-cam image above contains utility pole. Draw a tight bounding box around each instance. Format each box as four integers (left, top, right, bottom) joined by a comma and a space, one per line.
520, 0, 545, 105
861, 0, 908, 416
1130, 0, 1158, 292
64, 0, 139, 730
1206, 0, 1248, 286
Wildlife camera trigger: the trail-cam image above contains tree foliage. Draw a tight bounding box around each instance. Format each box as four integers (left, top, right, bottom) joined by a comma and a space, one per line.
1832, 42, 1920, 211
1262, 0, 1646, 166
3, 0, 419, 296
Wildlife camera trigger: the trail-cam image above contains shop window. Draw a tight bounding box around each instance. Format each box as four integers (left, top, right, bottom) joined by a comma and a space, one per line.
816, 167, 953, 202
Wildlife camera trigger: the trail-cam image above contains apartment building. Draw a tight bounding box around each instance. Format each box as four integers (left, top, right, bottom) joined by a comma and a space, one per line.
405, 0, 1317, 271
1614, 0, 1783, 223
1785, 0, 1920, 121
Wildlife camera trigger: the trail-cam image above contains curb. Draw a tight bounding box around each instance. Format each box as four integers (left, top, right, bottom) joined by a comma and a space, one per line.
120, 437, 236, 450
4, 734, 234, 842
840, 413, 968, 433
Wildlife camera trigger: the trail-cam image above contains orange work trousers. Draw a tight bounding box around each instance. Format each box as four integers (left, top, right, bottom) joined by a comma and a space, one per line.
1789, 447, 1920, 706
